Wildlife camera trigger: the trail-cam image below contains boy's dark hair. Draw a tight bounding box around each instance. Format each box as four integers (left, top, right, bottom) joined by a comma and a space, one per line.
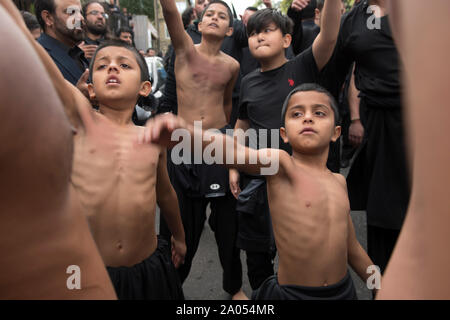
245, 7, 258, 13
247, 8, 293, 37
82, 0, 106, 19
182, 7, 195, 29
35, 0, 56, 31
281, 83, 340, 127
89, 40, 149, 83
21, 11, 40, 31
200, 0, 234, 28
317, 0, 325, 11
116, 26, 133, 37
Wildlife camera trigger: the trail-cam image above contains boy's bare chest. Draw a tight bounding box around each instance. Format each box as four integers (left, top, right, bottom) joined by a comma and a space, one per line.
270, 173, 350, 220
72, 128, 159, 186
176, 55, 231, 89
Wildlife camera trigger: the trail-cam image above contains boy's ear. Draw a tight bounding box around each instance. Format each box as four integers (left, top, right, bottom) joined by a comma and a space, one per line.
139, 81, 152, 97
280, 126, 289, 144
331, 125, 341, 143
87, 83, 96, 101
225, 26, 233, 37
283, 33, 292, 49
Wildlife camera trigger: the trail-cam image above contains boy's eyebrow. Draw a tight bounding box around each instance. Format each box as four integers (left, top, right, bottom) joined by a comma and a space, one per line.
288, 103, 331, 111
95, 55, 134, 63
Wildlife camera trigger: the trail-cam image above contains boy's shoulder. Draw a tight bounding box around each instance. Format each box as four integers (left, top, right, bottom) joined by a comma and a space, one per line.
332, 172, 347, 188
218, 51, 240, 73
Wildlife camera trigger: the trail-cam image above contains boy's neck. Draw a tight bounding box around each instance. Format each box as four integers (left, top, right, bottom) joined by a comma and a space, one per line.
197, 36, 224, 56
291, 148, 330, 173
259, 53, 288, 72
97, 104, 135, 126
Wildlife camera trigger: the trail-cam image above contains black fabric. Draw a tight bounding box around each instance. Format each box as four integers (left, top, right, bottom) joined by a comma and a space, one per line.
252, 272, 357, 300
324, 0, 410, 229
38, 33, 89, 85
367, 224, 400, 275
236, 176, 275, 253
107, 238, 184, 300
327, 1, 402, 107
238, 46, 320, 152
298, 20, 320, 54
159, 126, 242, 294
246, 250, 275, 290
287, 7, 304, 56
159, 188, 242, 295
347, 100, 410, 230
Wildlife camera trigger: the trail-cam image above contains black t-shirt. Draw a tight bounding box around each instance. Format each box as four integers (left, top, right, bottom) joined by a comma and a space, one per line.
238, 47, 320, 151
327, 1, 402, 107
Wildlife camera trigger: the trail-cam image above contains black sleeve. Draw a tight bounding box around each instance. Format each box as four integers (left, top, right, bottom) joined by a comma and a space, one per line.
320, 14, 354, 98
291, 46, 320, 83
238, 79, 248, 121
287, 7, 303, 56
158, 50, 178, 115
232, 20, 249, 49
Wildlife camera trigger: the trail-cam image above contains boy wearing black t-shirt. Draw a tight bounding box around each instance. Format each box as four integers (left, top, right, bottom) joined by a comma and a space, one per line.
230, 2, 342, 291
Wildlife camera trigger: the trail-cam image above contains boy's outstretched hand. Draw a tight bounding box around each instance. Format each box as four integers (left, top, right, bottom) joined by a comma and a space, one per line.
139, 113, 188, 148
291, 0, 311, 11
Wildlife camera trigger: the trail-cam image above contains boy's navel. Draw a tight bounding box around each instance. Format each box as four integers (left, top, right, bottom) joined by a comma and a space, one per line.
306, 202, 312, 208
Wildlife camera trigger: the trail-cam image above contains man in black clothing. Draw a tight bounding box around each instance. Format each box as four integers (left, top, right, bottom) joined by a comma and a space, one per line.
328, 0, 410, 274
35, 0, 88, 86
79, 1, 108, 61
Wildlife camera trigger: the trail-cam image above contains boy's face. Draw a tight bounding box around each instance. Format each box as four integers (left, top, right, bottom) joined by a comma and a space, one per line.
248, 22, 291, 61
198, 3, 233, 38
280, 91, 341, 153
88, 46, 151, 110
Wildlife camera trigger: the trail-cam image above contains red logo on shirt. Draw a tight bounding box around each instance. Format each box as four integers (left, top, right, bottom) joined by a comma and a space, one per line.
288, 79, 295, 87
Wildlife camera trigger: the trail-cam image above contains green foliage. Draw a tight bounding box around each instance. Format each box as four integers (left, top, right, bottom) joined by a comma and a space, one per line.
117, 0, 155, 20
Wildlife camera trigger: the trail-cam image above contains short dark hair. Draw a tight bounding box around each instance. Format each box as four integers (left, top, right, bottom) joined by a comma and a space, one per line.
200, 0, 234, 28
182, 7, 195, 29
317, 0, 325, 11
35, 0, 56, 31
117, 26, 133, 36
247, 8, 293, 37
89, 40, 149, 83
245, 7, 258, 13
21, 11, 40, 31
281, 83, 340, 127
82, 0, 105, 19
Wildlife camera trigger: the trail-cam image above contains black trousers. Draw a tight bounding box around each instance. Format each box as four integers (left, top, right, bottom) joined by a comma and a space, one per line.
367, 225, 400, 274
160, 191, 242, 295
245, 251, 275, 291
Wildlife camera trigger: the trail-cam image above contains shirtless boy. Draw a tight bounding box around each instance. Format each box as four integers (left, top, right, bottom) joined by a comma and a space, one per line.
0, 0, 116, 299
159, 0, 243, 297
6, 12, 187, 298
142, 83, 375, 300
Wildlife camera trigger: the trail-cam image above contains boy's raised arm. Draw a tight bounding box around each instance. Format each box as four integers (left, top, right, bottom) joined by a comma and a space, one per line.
312, 0, 342, 71
140, 113, 286, 177
160, 0, 195, 55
